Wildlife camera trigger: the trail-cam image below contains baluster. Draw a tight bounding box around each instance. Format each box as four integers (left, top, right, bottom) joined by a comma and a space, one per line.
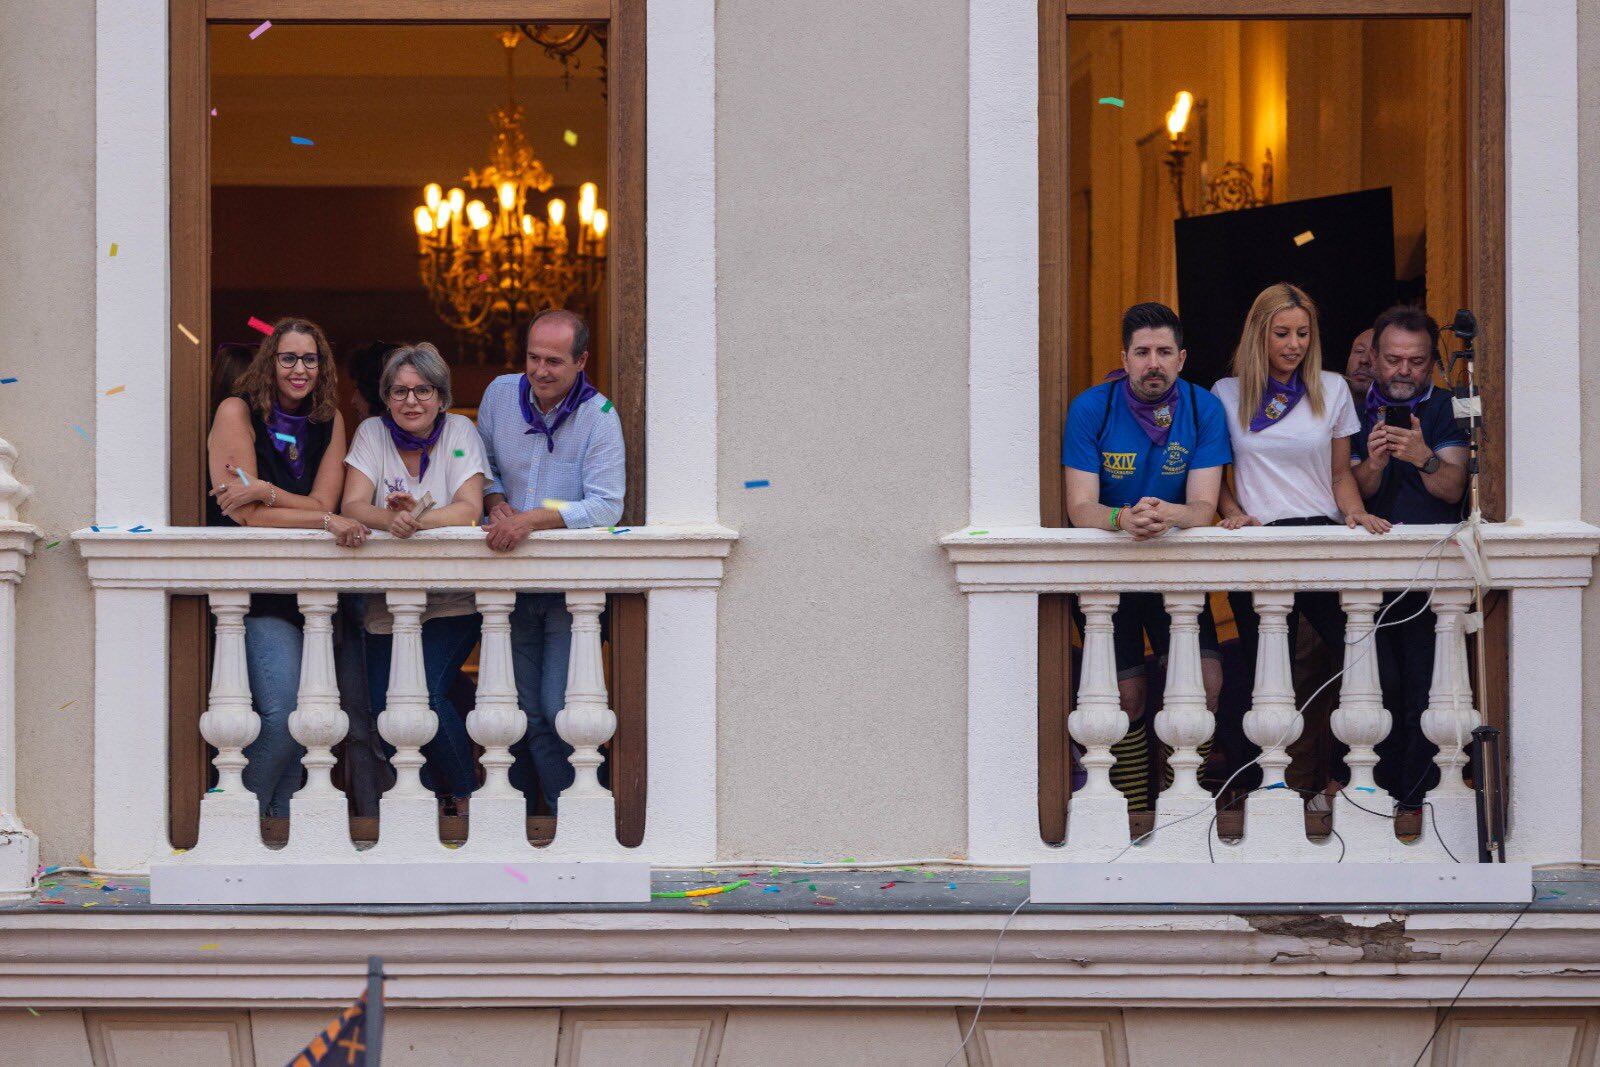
1240, 590, 1307, 858
370, 590, 446, 857
1329, 590, 1397, 858
1419, 587, 1481, 860
282, 592, 353, 857
1147, 591, 1213, 859
1064, 592, 1130, 858
459, 592, 531, 857
192, 591, 266, 861
546, 591, 625, 858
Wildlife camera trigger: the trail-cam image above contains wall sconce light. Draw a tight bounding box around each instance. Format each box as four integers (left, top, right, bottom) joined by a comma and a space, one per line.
1163, 89, 1274, 218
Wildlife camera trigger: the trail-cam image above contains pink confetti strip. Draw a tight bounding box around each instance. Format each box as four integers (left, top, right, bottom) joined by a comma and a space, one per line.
247, 316, 274, 335
248, 20, 271, 39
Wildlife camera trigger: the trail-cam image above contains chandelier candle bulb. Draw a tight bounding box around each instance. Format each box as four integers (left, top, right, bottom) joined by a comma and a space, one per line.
424, 183, 442, 211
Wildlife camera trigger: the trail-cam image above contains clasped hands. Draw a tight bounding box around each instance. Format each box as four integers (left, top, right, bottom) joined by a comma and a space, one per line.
1118, 496, 1177, 540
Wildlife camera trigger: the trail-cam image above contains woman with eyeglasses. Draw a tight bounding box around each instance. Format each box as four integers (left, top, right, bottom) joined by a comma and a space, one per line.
207, 316, 367, 817
340, 343, 490, 810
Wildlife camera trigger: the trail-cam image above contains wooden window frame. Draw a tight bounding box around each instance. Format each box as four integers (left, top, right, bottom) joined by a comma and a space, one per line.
167, 0, 648, 848
1037, 0, 1506, 843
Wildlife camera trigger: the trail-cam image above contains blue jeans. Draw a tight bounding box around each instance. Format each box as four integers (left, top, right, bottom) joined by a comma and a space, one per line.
364, 613, 483, 799
242, 613, 306, 817
507, 592, 574, 811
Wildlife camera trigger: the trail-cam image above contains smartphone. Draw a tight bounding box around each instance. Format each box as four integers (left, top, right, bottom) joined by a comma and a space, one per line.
1383, 404, 1413, 429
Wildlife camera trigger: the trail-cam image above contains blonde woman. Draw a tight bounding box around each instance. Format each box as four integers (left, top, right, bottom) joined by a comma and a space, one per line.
1210, 284, 1386, 797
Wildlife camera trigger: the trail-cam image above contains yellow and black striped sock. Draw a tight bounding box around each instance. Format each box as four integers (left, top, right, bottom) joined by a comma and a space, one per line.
1111, 720, 1151, 811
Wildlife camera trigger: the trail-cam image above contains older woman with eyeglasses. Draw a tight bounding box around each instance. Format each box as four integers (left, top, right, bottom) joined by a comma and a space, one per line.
340, 343, 490, 809
207, 316, 369, 817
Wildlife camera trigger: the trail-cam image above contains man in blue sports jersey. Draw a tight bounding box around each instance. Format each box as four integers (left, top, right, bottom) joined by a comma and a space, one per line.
1062, 302, 1231, 807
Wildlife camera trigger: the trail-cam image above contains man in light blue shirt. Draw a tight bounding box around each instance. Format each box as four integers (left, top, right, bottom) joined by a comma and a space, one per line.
477, 309, 625, 811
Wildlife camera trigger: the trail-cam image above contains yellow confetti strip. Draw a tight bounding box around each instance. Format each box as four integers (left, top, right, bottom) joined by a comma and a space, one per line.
78, 853, 91, 870
177, 323, 200, 346
199, 943, 220, 951
109, 243, 119, 257
563, 129, 578, 146
541, 498, 569, 511
58, 700, 75, 711
1293, 230, 1315, 246
105, 385, 125, 396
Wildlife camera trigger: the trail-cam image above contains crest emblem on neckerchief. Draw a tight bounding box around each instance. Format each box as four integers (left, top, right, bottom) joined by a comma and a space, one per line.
1264, 393, 1289, 421
1153, 404, 1172, 429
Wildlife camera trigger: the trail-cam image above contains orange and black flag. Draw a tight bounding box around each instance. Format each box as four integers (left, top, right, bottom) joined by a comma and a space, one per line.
287, 957, 385, 1067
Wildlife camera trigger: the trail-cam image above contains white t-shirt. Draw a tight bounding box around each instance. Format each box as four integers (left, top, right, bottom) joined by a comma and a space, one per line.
1210, 372, 1361, 525
344, 413, 491, 633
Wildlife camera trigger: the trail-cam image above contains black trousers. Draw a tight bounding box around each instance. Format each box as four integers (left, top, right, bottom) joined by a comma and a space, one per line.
1216, 517, 1348, 780
1372, 591, 1443, 807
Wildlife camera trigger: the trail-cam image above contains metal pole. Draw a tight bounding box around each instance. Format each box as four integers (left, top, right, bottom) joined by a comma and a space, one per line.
365, 956, 385, 1065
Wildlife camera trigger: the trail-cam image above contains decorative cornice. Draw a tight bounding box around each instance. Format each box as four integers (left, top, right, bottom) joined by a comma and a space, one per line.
940, 521, 1600, 593
1, 910, 1599, 1008
73, 524, 738, 591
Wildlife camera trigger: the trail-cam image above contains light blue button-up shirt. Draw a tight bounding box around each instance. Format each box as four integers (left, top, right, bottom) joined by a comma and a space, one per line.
476, 373, 625, 530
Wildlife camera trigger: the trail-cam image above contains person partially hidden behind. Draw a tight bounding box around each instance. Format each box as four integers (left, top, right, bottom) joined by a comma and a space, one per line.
1350, 305, 1470, 812
1061, 302, 1232, 810
476, 309, 624, 812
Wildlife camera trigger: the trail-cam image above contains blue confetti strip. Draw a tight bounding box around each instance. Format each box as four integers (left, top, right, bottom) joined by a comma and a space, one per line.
290, 135, 314, 146
743, 479, 770, 489
1265, 782, 1289, 790
609, 527, 631, 535
274, 431, 296, 444
128, 524, 151, 533
0, 377, 16, 385
72, 424, 91, 442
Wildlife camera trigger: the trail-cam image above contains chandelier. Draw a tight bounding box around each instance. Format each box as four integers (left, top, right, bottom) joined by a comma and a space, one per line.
412, 29, 607, 365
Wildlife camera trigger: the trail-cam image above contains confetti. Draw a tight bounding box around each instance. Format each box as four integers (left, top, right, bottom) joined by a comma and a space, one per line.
453, 449, 465, 457
1354, 785, 1377, 793
879, 882, 896, 890
128, 524, 151, 534
78, 853, 91, 869
563, 129, 578, 146
274, 432, 296, 445
814, 895, 837, 906
105, 385, 125, 395
290, 135, 314, 147
210, 108, 218, 117
653, 878, 750, 899
177, 323, 201, 345
762, 885, 781, 894
198, 943, 219, 950
0, 378, 16, 385
80, 902, 98, 908
1293, 230, 1315, 247
691, 898, 712, 908
1098, 96, 1125, 108
26, 1008, 38, 1017
248, 20, 271, 39
542, 498, 569, 511
109, 243, 119, 257
247, 316, 274, 335
233, 468, 251, 487
205, 787, 223, 794
600, 399, 614, 413
947, 882, 958, 890
58, 701, 74, 711
840, 857, 857, 863
43, 541, 60, 550
503, 866, 529, 884
609, 527, 630, 535
967, 530, 989, 536
72, 425, 91, 443
743, 479, 770, 489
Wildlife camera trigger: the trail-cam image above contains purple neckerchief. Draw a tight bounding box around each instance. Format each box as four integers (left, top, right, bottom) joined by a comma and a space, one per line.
1364, 380, 1434, 426
1106, 368, 1178, 447
1249, 372, 1307, 432
266, 404, 310, 480
382, 412, 446, 480
519, 371, 597, 452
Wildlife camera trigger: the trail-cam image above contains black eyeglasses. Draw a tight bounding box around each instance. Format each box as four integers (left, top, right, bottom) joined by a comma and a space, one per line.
388, 385, 437, 403
277, 352, 321, 370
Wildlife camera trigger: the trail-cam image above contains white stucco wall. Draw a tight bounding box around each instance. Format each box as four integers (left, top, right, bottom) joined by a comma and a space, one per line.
0, 0, 97, 865
714, 0, 972, 857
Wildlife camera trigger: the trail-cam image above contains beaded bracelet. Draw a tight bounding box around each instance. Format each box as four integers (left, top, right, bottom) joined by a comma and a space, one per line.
1109, 506, 1123, 532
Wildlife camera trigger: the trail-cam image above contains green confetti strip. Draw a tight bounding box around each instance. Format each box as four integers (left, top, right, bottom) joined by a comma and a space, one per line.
1098, 96, 1125, 108
601, 399, 614, 413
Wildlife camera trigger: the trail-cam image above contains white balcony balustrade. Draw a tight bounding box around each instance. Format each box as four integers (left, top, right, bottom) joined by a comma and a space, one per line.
944, 522, 1600, 872
0, 438, 38, 902
74, 525, 734, 904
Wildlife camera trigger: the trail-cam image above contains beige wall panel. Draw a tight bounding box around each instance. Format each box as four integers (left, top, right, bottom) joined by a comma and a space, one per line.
0, 0, 97, 865
1434, 1013, 1594, 1066
1578, 0, 1600, 867
719, 1008, 964, 1067
0, 1009, 95, 1066
86, 1013, 254, 1067
960, 1010, 1127, 1067
1123, 1008, 1435, 1067
714, 0, 971, 855
252, 1008, 559, 1066
557, 1011, 725, 1067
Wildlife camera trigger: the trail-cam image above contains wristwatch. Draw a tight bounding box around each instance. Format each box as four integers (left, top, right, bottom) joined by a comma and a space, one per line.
1418, 452, 1441, 475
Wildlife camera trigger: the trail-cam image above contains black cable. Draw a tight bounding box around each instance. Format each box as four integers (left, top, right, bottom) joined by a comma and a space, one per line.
1338, 790, 1462, 865
1409, 893, 1534, 1067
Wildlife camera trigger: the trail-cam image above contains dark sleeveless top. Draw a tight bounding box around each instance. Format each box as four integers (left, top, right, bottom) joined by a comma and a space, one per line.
209, 403, 335, 623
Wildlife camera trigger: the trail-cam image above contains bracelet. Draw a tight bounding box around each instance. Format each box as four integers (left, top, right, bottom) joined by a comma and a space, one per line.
1109, 506, 1122, 532
322, 513, 331, 532
266, 485, 277, 508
